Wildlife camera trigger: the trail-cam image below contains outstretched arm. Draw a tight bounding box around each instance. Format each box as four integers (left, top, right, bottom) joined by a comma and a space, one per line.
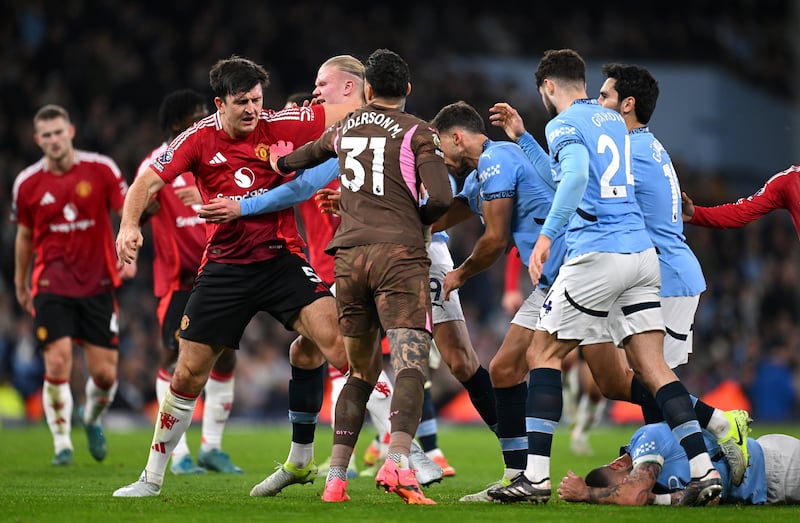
199, 161, 339, 223
558, 462, 662, 506
489, 103, 552, 189
685, 168, 793, 229
443, 196, 512, 299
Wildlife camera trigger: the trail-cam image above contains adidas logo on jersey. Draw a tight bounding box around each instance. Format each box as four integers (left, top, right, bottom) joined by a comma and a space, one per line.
209, 152, 228, 165
40, 192, 56, 206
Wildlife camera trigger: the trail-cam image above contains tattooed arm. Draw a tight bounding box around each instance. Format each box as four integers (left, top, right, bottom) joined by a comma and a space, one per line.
558, 461, 662, 506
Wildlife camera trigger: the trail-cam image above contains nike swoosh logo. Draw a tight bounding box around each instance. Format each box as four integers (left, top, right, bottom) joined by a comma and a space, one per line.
732, 424, 743, 445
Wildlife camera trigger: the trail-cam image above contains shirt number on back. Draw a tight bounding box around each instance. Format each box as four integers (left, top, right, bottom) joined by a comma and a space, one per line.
339, 136, 386, 195
662, 161, 680, 223
598, 133, 633, 198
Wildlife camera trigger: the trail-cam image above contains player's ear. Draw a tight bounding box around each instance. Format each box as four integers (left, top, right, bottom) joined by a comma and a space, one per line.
622, 96, 636, 117
406, 82, 412, 96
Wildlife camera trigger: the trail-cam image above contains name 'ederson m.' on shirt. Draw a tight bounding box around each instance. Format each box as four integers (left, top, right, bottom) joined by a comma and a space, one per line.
150, 104, 327, 264
279, 102, 452, 252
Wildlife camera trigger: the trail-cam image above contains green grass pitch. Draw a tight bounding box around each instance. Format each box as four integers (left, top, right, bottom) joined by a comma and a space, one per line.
2, 421, 799, 522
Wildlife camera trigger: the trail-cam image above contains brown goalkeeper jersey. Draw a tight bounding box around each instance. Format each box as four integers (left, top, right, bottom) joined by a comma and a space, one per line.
280, 102, 452, 252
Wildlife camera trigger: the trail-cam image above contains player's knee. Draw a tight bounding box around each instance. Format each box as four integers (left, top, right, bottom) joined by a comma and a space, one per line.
289, 335, 328, 368
446, 353, 478, 382
489, 358, 521, 387
91, 371, 117, 390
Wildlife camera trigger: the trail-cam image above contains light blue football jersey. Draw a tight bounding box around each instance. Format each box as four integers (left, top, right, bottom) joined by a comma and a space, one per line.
455, 140, 565, 288
629, 127, 705, 297
544, 99, 651, 258
721, 438, 767, 505
627, 422, 695, 492
627, 422, 766, 504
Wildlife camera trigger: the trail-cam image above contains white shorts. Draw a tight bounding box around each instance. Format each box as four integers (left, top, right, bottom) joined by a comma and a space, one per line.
537, 249, 664, 347
428, 241, 465, 324
582, 294, 698, 368
758, 434, 800, 504
661, 295, 699, 368
511, 287, 548, 330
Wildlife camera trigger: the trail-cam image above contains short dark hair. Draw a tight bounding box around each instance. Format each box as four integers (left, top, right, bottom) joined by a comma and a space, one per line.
285, 92, 312, 107
602, 63, 659, 125
535, 49, 586, 89
34, 104, 70, 125
365, 49, 409, 99
209, 55, 269, 99
585, 465, 615, 488
430, 100, 486, 134
158, 89, 206, 133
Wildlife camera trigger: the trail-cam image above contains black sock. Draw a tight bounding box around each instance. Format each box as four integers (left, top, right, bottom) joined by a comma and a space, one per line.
461, 366, 498, 432
495, 383, 527, 470
288, 364, 325, 444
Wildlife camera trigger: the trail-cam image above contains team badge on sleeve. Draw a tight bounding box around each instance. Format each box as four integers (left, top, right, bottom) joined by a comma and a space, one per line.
157, 149, 174, 164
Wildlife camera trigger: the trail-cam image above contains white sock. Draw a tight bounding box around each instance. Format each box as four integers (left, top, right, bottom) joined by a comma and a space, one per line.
705, 409, 729, 439
425, 447, 444, 460
84, 377, 117, 425
156, 369, 190, 458
525, 454, 550, 484
366, 370, 393, 436
144, 388, 197, 486
287, 442, 314, 468
201, 372, 234, 452
503, 468, 523, 481
689, 453, 715, 479
562, 366, 580, 424
44, 377, 73, 453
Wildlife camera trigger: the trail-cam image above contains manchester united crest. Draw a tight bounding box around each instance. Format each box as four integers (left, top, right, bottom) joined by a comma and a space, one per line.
180, 314, 190, 331
254, 143, 270, 162
75, 180, 92, 198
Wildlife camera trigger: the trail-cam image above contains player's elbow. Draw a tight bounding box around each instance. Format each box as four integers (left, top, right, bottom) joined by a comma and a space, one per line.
420, 195, 452, 225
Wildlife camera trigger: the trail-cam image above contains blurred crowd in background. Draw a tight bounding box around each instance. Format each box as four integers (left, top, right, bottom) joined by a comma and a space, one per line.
1, 0, 798, 423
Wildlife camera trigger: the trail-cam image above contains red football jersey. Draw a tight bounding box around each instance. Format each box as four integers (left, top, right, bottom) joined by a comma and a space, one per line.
296, 177, 340, 285
691, 165, 800, 239
137, 143, 206, 297
11, 151, 127, 297
150, 105, 327, 264
504, 246, 523, 293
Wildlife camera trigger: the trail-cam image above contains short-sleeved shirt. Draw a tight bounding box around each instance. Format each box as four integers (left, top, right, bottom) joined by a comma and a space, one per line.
137, 143, 206, 297
455, 140, 566, 289
626, 422, 767, 504
295, 160, 341, 285
150, 104, 327, 264
629, 127, 705, 297
545, 99, 651, 259
318, 102, 449, 252
11, 151, 127, 297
